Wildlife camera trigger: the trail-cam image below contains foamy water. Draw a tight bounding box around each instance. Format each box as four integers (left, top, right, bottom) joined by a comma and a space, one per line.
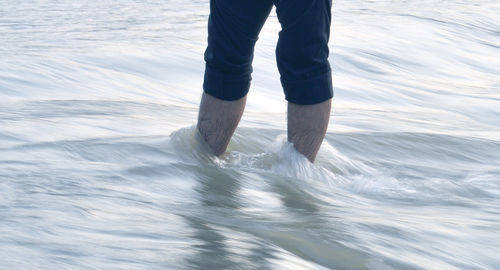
1, 0, 499, 269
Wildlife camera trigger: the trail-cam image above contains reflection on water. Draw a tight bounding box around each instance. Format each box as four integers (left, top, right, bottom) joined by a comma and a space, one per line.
1, 0, 499, 269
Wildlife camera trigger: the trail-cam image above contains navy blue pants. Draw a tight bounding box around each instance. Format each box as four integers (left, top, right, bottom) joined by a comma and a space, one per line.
203, 0, 333, 105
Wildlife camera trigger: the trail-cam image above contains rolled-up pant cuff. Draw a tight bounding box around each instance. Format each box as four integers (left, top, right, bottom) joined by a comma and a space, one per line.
203, 65, 251, 101
282, 70, 333, 105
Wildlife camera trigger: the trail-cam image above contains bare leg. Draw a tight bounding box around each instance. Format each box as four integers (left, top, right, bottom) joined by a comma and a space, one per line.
197, 92, 246, 156
287, 99, 331, 162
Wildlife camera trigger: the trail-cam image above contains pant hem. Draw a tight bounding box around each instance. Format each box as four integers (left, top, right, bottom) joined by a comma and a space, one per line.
282, 71, 333, 105
203, 66, 251, 101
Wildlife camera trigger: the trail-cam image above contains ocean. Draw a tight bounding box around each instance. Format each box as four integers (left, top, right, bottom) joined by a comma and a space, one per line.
1, 0, 499, 269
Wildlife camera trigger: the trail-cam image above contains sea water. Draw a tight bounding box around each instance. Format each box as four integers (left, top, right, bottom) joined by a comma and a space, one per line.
1, 0, 499, 269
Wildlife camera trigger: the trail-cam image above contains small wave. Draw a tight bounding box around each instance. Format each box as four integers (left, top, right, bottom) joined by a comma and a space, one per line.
166, 126, 500, 206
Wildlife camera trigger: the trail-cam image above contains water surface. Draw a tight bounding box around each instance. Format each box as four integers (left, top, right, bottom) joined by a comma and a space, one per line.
1, 0, 499, 269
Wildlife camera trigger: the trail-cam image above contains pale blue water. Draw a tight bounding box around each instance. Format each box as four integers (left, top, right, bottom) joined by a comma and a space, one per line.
1, 0, 499, 269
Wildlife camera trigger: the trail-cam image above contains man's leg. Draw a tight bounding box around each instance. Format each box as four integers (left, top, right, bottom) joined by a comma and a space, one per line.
288, 99, 331, 162
198, 93, 246, 156
274, 0, 333, 162
198, 0, 273, 156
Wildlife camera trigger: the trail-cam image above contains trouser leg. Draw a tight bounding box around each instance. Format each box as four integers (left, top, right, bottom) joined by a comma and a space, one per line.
203, 0, 273, 101
274, 0, 333, 105
273, 0, 333, 162
199, 0, 273, 156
